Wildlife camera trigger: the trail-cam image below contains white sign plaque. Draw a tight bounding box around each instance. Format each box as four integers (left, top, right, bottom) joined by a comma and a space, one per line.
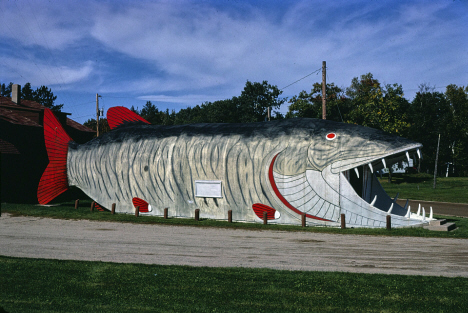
195, 180, 223, 198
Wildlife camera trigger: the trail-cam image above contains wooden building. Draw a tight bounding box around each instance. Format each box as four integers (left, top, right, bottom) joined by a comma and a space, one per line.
0, 84, 95, 203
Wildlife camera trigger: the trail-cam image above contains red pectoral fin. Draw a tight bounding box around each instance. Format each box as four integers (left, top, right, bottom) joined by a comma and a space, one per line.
252, 203, 278, 220
132, 197, 150, 213
93, 202, 106, 211
107, 106, 151, 129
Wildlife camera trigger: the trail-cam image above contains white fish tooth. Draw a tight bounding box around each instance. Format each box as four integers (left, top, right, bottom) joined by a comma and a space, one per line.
354, 167, 360, 178
417, 148, 422, 159
406, 151, 411, 163
405, 206, 411, 218
388, 203, 393, 214
429, 206, 433, 220
368, 163, 373, 173
417, 203, 421, 216
382, 158, 387, 168
422, 207, 426, 221
370, 195, 377, 206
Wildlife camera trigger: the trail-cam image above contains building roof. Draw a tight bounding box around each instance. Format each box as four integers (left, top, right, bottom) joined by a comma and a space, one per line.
0, 106, 42, 127
0, 95, 94, 132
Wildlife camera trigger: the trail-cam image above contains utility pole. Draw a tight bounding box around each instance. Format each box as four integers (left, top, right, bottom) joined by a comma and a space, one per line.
322, 61, 326, 120
96, 93, 101, 137
433, 133, 440, 189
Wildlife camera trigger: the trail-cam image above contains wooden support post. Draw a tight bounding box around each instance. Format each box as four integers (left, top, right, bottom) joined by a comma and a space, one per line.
228, 210, 232, 223
195, 209, 200, 221
135, 206, 139, 217
111, 203, 116, 215
322, 61, 326, 120
301, 213, 306, 227
433, 133, 440, 189
263, 211, 268, 225
386, 215, 391, 230
341, 213, 346, 229
90, 201, 95, 212
164, 208, 168, 219
75, 199, 79, 209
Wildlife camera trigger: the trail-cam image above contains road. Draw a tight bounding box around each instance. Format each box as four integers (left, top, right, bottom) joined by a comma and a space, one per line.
1, 213, 467, 277
395, 199, 468, 217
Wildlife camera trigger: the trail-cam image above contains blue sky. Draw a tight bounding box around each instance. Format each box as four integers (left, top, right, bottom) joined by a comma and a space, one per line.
1, 0, 467, 124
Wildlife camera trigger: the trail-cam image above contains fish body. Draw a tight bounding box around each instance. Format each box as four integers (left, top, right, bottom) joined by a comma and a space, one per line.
39, 107, 427, 228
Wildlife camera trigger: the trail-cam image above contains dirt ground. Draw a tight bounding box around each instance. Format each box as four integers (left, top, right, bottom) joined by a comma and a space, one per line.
1, 213, 467, 278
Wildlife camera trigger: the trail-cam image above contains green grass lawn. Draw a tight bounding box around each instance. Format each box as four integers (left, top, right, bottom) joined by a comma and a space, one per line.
1, 256, 467, 313
378, 174, 468, 203
2, 200, 468, 238
2, 177, 468, 312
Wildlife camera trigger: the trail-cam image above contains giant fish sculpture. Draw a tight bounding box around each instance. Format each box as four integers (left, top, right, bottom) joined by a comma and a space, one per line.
38, 107, 429, 228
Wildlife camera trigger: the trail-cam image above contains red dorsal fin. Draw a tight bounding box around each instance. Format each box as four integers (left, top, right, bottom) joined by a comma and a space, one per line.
107, 106, 150, 130
37, 108, 72, 204
132, 197, 150, 213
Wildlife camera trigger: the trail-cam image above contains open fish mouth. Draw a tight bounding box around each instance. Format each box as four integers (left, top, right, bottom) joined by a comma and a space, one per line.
335, 144, 433, 221
272, 144, 432, 226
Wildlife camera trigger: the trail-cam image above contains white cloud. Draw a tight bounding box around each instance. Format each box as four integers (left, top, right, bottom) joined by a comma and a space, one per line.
1, 0, 466, 116
89, 2, 324, 91
1, 57, 94, 87
88, 1, 466, 98
0, 0, 91, 50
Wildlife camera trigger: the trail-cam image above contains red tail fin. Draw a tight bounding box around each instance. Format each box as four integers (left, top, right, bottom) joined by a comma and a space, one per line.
107, 106, 150, 130
37, 109, 72, 204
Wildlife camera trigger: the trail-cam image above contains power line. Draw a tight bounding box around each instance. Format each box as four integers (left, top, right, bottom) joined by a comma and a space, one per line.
280, 68, 322, 90
104, 95, 138, 99
67, 100, 96, 108
74, 113, 95, 119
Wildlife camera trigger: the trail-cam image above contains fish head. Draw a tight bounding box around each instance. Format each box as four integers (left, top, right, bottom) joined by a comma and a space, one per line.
270, 118, 422, 224
306, 120, 422, 174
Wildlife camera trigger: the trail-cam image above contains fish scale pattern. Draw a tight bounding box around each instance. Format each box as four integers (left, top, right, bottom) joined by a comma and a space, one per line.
68, 127, 287, 221
64, 117, 424, 227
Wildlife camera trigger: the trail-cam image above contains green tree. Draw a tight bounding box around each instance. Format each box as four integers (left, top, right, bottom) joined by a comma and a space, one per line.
1, 82, 13, 97
238, 80, 285, 122
140, 101, 171, 125
21, 83, 35, 100
33, 85, 63, 112
168, 80, 285, 125
173, 105, 206, 124
407, 84, 452, 174
130, 105, 140, 114
163, 109, 176, 126
445, 84, 468, 176
286, 82, 351, 122
346, 73, 410, 135
83, 118, 110, 136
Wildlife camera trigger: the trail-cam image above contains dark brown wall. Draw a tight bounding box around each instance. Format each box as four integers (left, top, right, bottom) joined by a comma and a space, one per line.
0, 121, 47, 203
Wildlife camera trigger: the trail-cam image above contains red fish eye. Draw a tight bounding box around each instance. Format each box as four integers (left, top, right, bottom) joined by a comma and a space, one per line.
326, 133, 336, 140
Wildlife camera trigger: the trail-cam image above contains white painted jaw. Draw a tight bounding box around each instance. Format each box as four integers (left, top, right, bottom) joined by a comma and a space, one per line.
272, 144, 430, 227
331, 145, 422, 175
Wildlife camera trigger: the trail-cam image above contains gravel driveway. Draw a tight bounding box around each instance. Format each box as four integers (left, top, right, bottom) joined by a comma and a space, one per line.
1, 213, 467, 277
